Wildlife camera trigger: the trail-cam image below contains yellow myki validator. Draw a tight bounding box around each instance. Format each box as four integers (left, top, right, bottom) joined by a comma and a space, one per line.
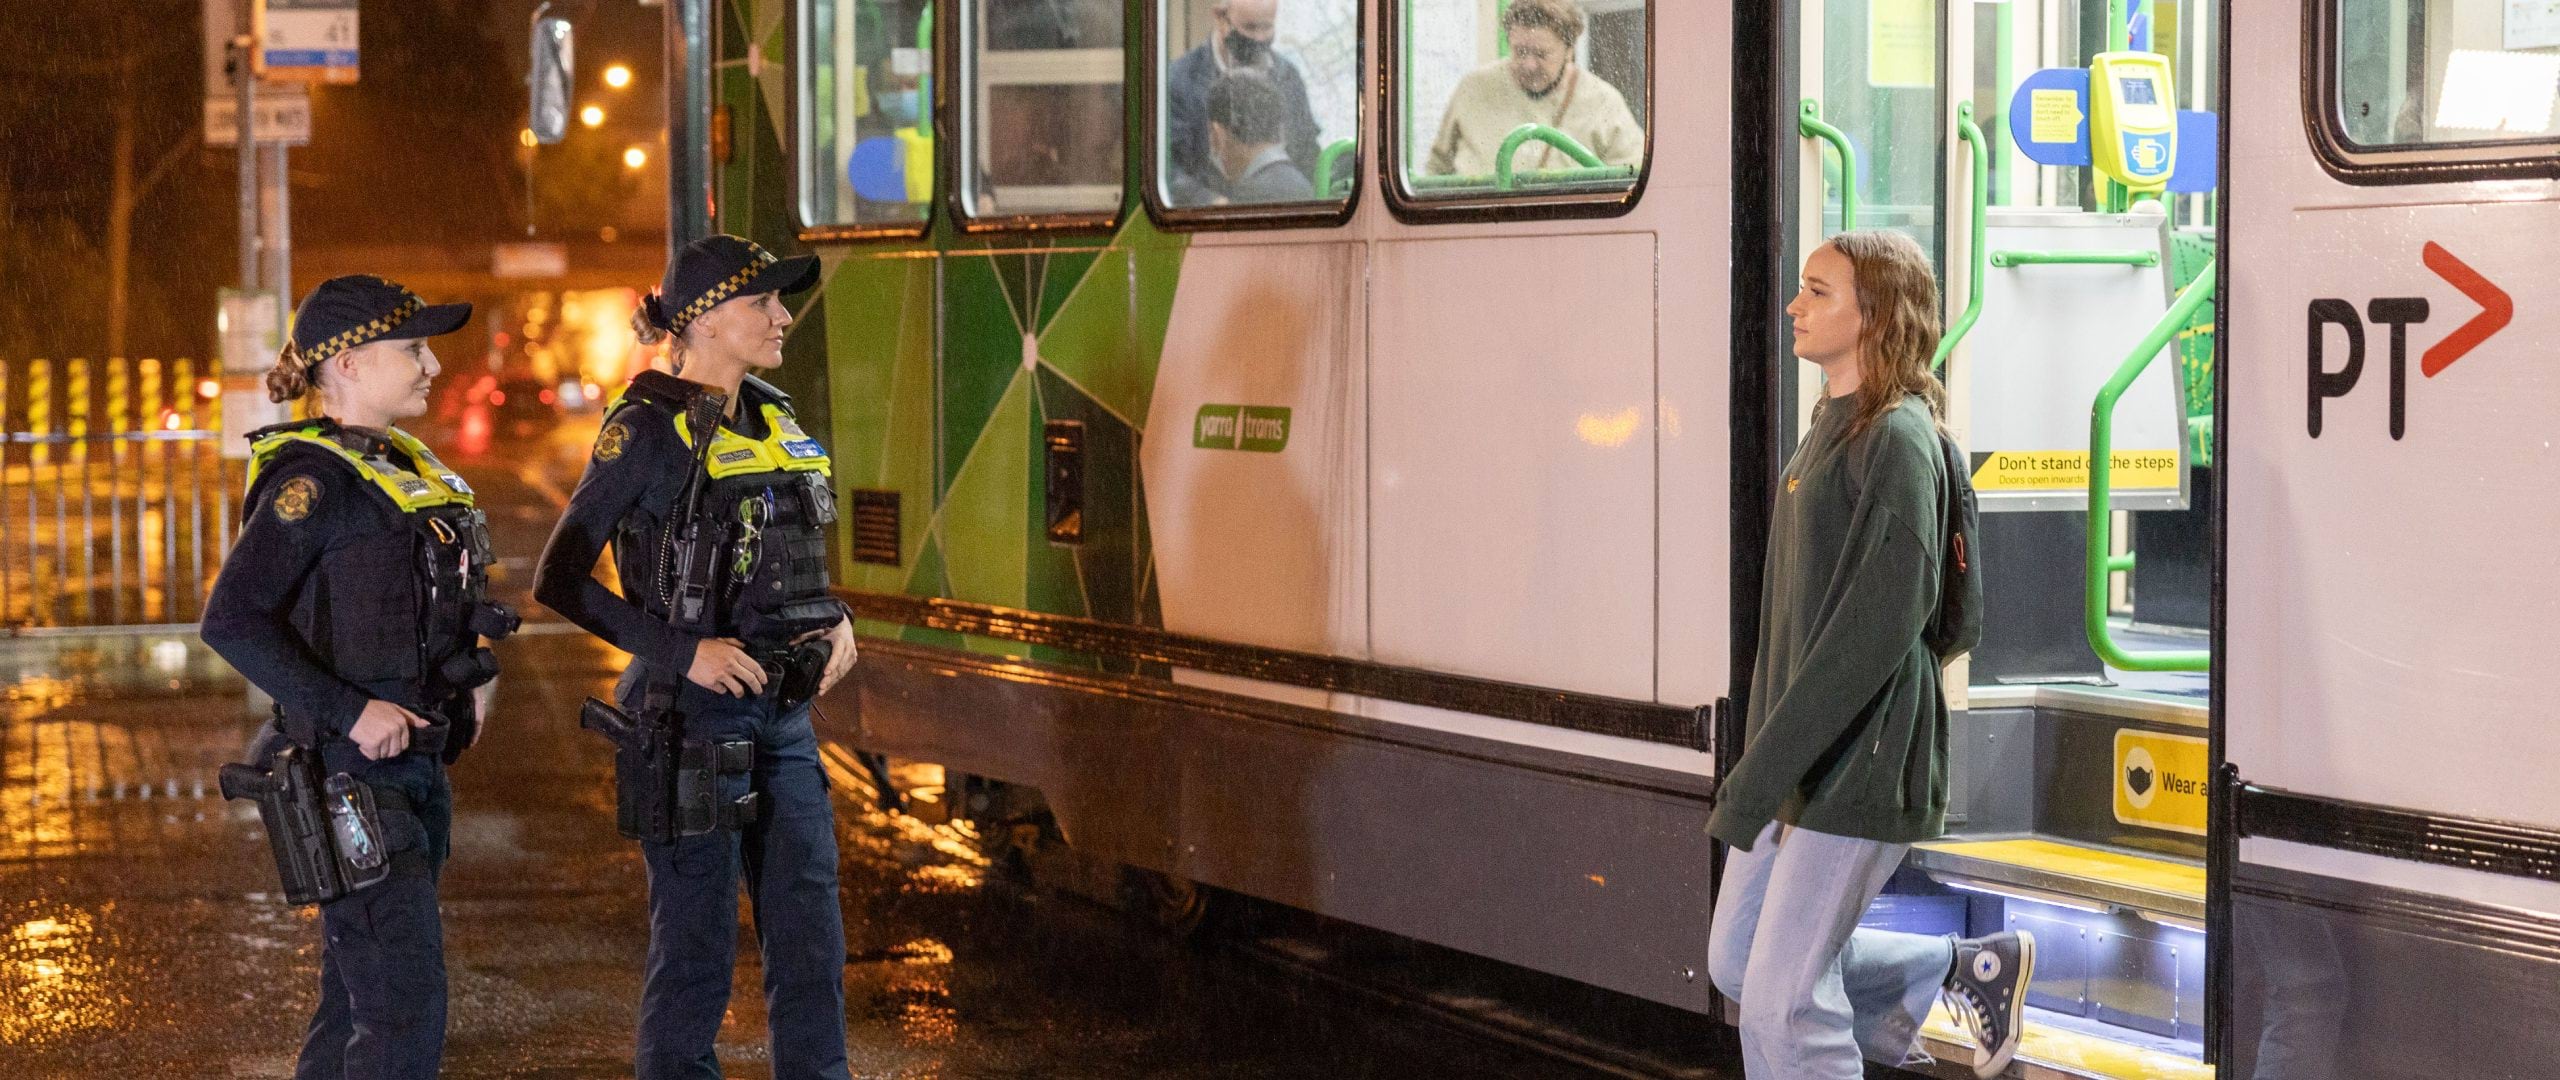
2089, 51, 2177, 191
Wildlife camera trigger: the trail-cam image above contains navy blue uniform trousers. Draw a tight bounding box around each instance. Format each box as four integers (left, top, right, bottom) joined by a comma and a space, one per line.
619, 667, 851, 1080
295, 745, 451, 1080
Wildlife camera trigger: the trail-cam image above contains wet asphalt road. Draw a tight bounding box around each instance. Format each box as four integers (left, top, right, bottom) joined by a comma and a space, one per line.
0, 415, 1741, 1079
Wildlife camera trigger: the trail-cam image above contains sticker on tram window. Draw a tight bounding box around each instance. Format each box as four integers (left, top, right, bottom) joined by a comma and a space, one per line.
2114, 729, 2208, 836
1968, 450, 2180, 493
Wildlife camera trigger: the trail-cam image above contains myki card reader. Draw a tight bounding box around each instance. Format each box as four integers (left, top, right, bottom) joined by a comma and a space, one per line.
2089, 51, 2176, 191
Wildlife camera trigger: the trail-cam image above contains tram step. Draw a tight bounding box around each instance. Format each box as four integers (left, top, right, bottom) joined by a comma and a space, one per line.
1909, 1002, 2213, 1080
1909, 836, 2204, 923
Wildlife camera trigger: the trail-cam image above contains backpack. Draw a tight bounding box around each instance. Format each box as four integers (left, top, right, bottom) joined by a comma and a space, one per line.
1923, 430, 1984, 661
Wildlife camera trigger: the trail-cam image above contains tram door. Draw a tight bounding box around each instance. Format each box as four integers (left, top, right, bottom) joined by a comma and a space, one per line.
1771, 1, 2224, 1075
2221, 2, 2560, 1077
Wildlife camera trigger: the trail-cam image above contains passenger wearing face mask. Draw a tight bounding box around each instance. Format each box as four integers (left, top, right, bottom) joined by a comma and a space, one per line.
1424, 0, 1643, 177
1165, 0, 1323, 205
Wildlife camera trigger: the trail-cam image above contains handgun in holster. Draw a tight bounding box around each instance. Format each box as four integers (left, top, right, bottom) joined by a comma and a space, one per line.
580, 690, 759, 844
218, 745, 392, 906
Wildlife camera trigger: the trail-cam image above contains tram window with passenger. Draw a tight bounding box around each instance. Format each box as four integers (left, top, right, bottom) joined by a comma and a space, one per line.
1389, 0, 1649, 206
1150, 0, 1363, 214
799, 0, 937, 234
957, 0, 1128, 221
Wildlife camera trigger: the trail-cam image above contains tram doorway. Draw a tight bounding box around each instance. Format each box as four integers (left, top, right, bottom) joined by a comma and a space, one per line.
1756, 1, 2219, 1076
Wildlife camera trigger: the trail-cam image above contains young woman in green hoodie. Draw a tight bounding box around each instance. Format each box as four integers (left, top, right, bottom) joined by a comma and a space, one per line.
1703, 230, 2032, 1080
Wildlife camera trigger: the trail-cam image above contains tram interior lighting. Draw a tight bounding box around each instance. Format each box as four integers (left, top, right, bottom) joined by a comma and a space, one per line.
2433, 49, 2560, 135
1941, 879, 2110, 916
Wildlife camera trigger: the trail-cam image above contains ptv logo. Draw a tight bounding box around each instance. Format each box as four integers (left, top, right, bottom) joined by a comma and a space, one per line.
2306, 242, 2512, 440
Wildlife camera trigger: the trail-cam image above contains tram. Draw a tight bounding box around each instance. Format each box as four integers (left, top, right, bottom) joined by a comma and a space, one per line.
648, 0, 2560, 1075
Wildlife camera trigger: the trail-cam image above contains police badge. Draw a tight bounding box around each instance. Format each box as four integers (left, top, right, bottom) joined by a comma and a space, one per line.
274, 476, 320, 523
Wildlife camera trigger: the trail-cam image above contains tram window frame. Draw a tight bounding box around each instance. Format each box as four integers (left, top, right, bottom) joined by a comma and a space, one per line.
2306, 0, 2560, 185
1139, 0, 1366, 232
947, 0, 1131, 235
1380, 0, 1655, 224
792, 0, 940, 243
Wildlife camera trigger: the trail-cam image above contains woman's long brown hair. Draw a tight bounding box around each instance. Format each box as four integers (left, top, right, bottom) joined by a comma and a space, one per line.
1825, 229, 1949, 436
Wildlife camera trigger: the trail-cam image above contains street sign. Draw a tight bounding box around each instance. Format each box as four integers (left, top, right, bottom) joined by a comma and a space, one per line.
260, 0, 360, 85
218, 289, 289, 460
493, 242, 570, 279
205, 90, 313, 147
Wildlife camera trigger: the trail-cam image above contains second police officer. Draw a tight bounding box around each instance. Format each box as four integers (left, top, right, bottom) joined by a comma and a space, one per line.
202, 275, 516, 1080
534, 234, 860, 1080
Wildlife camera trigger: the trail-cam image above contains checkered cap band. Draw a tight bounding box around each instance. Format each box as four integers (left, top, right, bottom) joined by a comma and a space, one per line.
303, 295, 424, 367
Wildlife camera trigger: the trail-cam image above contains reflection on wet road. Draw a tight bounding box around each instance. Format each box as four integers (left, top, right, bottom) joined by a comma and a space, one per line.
0, 414, 1732, 1079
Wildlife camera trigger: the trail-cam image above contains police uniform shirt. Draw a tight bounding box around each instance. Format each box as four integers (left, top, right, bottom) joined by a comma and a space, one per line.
533, 378, 788, 671
202, 430, 434, 738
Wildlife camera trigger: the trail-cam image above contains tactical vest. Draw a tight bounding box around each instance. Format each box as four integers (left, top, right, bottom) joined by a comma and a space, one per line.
245, 421, 504, 730
610, 377, 840, 645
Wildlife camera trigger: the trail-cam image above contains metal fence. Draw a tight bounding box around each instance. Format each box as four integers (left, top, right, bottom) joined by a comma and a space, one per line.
0, 358, 239, 630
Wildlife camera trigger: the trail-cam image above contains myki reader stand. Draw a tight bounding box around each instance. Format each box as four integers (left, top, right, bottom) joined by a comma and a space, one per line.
2089, 52, 2176, 192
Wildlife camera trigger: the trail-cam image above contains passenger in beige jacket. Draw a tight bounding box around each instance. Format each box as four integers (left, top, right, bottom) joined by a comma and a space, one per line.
1423, 0, 1643, 177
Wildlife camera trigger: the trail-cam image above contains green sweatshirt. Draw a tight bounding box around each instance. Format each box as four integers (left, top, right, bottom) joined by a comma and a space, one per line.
1708, 393, 1949, 851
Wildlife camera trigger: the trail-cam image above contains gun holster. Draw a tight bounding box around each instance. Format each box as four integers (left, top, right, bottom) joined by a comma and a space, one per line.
218, 745, 392, 906
581, 696, 759, 844
754, 639, 833, 715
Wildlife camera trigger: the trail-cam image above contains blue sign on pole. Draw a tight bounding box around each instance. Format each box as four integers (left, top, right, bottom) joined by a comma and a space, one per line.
2009, 67, 2094, 167
2167, 109, 2219, 194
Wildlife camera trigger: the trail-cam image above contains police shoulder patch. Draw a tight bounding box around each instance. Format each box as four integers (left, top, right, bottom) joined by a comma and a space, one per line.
596, 421, 632, 462
274, 475, 321, 523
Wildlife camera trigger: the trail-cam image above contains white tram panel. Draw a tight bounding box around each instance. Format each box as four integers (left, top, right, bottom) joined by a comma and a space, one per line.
2225, 0, 2560, 905
1367, 231, 1659, 703
1142, 241, 1371, 683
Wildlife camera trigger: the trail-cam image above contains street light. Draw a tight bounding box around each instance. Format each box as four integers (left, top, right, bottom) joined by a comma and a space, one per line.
623, 145, 649, 169
580, 105, 605, 128
604, 64, 633, 89
519, 127, 539, 148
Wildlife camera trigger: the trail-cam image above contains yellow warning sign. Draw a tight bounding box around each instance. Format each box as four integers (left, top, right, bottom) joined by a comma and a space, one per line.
1865, 0, 1936, 88
1970, 450, 2179, 492
2031, 89, 2087, 144
2114, 729, 2208, 836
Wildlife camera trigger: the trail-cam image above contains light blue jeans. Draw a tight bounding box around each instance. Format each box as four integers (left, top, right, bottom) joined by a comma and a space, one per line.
1709, 822, 1954, 1079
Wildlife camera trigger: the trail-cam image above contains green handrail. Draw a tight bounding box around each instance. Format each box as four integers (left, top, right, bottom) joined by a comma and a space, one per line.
1493, 124, 1605, 190
1934, 101, 1989, 372
1315, 138, 1356, 198
2087, 258, 2215, 673
1991, 249, 2160, 268
1412, 165, 1636, 191
1799, 99, 1857, 231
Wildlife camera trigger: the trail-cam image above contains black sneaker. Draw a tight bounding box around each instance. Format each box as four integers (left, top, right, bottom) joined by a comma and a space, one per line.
1945, 930, 2035, 1079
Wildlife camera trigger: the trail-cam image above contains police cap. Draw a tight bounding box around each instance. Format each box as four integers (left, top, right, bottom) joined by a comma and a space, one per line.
637, 234, 820, 340
288, 275, 474, 368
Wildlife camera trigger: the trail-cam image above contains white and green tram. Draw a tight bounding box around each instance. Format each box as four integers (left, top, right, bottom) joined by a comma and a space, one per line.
651, 0, 2560, 1074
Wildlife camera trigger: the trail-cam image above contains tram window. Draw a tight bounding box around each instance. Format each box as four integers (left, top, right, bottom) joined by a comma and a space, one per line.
958, 0, 1128, 222
798, 0, 935, 234
2334, 0, 2560, 149
1392, 0, 1649, 204
1151, 0, 1362, 214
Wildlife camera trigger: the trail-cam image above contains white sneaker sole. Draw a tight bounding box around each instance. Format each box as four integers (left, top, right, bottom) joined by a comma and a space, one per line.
1974, 931, 2036, 1080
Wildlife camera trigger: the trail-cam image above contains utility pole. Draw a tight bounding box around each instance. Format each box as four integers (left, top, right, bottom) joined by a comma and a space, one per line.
234, 32, 260, 292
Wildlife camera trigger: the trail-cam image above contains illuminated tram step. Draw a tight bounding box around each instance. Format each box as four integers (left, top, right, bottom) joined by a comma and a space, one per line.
1910, 837, 2205, 922
1916, 1002, 2214, 1080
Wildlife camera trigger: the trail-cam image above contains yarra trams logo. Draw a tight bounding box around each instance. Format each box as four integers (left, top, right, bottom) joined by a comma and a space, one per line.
2306, 242, 2512, 440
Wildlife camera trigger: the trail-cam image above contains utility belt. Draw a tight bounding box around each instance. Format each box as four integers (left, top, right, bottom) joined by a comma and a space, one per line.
218, 745, 401, 906
580, 690, 760, 844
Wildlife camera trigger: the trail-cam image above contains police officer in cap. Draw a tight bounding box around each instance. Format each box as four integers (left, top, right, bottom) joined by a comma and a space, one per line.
202, 274, 516, 1080
534, 234, 859, 1080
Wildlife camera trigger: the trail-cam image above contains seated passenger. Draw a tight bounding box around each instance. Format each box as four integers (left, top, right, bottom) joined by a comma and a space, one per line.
1423, 0, 1642, 178
1208, 70, 1315, 203
1166, 0, 1322, 204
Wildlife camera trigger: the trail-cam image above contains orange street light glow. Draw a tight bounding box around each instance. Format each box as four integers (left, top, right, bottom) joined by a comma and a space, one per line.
580, 105, 605, 128
604, 64, 633, 89
623, 146, 649, 169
